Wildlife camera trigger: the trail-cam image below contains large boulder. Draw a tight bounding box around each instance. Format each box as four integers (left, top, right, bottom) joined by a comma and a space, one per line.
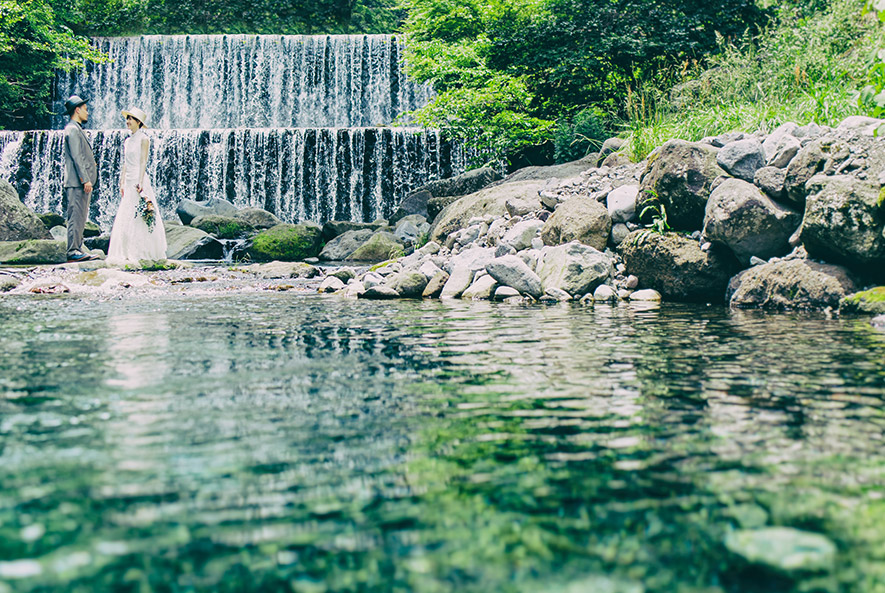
346, 231, 404, 262
176, 198, 239, 225
164, 223, 225, 260
500, 153, 599, 184
799, 174, 885, 280
318, 229, 374, 261
501, 219, 545, 251
485, 254, 543, 298
421, 166, 502, 199
0, 240, 65, 264
637, 140, 726, 231
783, 142, 828, 206
429, 181, 546, 243
716, 138, 766, 183
234, 208, 282, 229
0, 179, 50, 241
321, 220, 388, 242
727, 259, 857, 310
540, 197, 611, 251
618, 230, 740, 303
386, 271, 429, 298
247, 223, 323, 262
535, 241, 613, 297
703, 178, 802, 264
390, 190, 432, 225
190, 214, 254, 238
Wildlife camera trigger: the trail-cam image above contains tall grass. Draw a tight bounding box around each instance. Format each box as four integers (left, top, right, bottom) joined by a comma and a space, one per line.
623, 0, 884, 160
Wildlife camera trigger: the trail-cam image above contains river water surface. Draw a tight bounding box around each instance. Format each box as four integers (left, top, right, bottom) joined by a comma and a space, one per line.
1, 293, 884, 592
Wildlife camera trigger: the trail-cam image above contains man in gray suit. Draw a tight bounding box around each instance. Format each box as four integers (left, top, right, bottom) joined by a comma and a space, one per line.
63, 95, 98, 262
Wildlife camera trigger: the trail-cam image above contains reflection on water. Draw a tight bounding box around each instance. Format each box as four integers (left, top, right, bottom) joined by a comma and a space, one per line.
0, 294, 884, 592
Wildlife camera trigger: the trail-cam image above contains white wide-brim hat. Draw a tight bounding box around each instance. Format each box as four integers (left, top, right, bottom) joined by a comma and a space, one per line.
121, 107, 149, 127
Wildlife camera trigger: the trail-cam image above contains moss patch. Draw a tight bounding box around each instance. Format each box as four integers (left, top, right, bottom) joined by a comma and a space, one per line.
840, 286, 885, 314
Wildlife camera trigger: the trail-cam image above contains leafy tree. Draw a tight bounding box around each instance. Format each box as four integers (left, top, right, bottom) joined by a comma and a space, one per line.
0, 0, 105, 129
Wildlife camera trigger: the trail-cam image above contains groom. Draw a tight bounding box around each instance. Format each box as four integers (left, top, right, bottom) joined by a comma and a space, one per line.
62, 95, 98, 262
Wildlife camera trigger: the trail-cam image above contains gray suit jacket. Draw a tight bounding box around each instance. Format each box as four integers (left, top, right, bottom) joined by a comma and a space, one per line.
63, 121, 98, 188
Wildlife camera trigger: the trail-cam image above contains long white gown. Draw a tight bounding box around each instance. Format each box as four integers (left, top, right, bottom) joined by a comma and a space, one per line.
107, 129, 167, 264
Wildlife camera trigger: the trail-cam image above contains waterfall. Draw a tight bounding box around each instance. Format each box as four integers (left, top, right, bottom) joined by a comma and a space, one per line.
0, 34, 469, 231
53, 35, 433, 130
0, 127, 467, 230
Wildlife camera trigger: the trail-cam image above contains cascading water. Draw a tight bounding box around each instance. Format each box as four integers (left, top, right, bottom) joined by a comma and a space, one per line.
1, 35, 469, 229
53, 35, 433, 129
0, 127, 464, 229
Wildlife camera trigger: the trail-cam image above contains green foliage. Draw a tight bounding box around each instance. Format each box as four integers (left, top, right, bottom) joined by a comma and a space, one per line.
55, 0, 403, 35
402, 0, 768, 167
553, 107, 608, 164
858, 0, 885, 118
625, 0, 881, 154
0, 0, 105, 129
638, 192, 671, 236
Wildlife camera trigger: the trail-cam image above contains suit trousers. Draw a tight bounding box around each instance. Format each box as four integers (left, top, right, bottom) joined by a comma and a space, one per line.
65, 186, 90, 256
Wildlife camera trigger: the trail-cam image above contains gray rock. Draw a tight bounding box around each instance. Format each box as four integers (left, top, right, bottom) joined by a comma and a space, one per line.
319, 229, 374, 261
248, 261, 321, 279
624, 275, 639, 289
461, 274, 498, 299
703, 178, 802, 265
501, 154, 598, 184
541, 196, 611, 251
753, 166, 787, 200
543, 287, 573, 301
601, 152, 632, 168
440, 264, 475, 299
422, 270, 449, 298
430, 181, 545, 243
347, 231, 404, 262
386, 271, 429, 298
421, 166, 502, 199
176, 198, 238, 225
637, 140, 726, 231
593, 284, 617, 301
360, 285, 400, 299
49, 225, 66, 241
840, 287, 885, 315
505, 197, 539, 217
536, 241, 613, 297
319, 276, 346, 293
164, 223, 225, 260
502, 219, 545, 251
190, 214, 254, 238
606, 184, 638, 223
783, 142, 827, 206
394, 220, 423, 244
0, 179, 51, 241
485, 254, 544, 298
727, 259, 857, 310
837, 115, 885, 135
321, 220, 388, 242
328, 268, 356, 283
717, 138, 767, 182
618, 230, 740, 303
234, 208, 282, 229
724, 527, 836, 575
872, 314, 885, 328
629, 288, 661, 301
610, 223, 631, 246
762, 123, 800, 164
0, 240, 66, 264
418, 260, 443, 280
800, 174, 885, 280
390, 189, 432, 224
494, 286, 521, 300
361, 272, 385, 289
600, 137, 626, 159
703, 131, 747, 148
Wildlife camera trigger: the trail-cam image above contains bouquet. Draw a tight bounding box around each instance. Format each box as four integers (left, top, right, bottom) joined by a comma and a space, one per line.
135, 194, 156, 231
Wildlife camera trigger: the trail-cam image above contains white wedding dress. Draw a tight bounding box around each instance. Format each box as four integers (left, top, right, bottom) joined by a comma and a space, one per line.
107, 129, 167, 264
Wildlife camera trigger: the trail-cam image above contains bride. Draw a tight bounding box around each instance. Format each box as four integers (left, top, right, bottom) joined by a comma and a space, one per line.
107, 107, 167, 265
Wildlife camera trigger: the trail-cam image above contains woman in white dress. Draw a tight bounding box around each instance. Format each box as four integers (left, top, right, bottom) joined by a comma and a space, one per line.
107, 107, 167, 265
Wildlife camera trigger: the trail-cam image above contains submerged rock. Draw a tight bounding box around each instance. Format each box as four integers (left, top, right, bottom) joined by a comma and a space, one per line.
724, 527, 836, 575
727, 259, 857, 310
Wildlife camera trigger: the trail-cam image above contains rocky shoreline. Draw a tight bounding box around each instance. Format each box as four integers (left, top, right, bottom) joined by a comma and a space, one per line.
2, 116, 884, 326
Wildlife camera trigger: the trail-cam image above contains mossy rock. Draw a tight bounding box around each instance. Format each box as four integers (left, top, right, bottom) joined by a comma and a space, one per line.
191, 215, 255, 239
248, 223, 323, 262
347, 231, 404, 262
84, 221, 101, 238
39, 213, 65, 230
840, 286, 885, 314
0, 240, 66, 264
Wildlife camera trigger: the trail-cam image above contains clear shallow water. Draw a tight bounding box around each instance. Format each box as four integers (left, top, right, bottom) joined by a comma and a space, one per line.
1, 293, 884, 593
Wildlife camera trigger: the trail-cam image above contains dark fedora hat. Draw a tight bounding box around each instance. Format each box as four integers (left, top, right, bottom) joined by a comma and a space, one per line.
64, 95, 87, 116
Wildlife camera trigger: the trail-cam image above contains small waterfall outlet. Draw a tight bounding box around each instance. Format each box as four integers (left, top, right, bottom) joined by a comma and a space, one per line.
0, 34, 470, 228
